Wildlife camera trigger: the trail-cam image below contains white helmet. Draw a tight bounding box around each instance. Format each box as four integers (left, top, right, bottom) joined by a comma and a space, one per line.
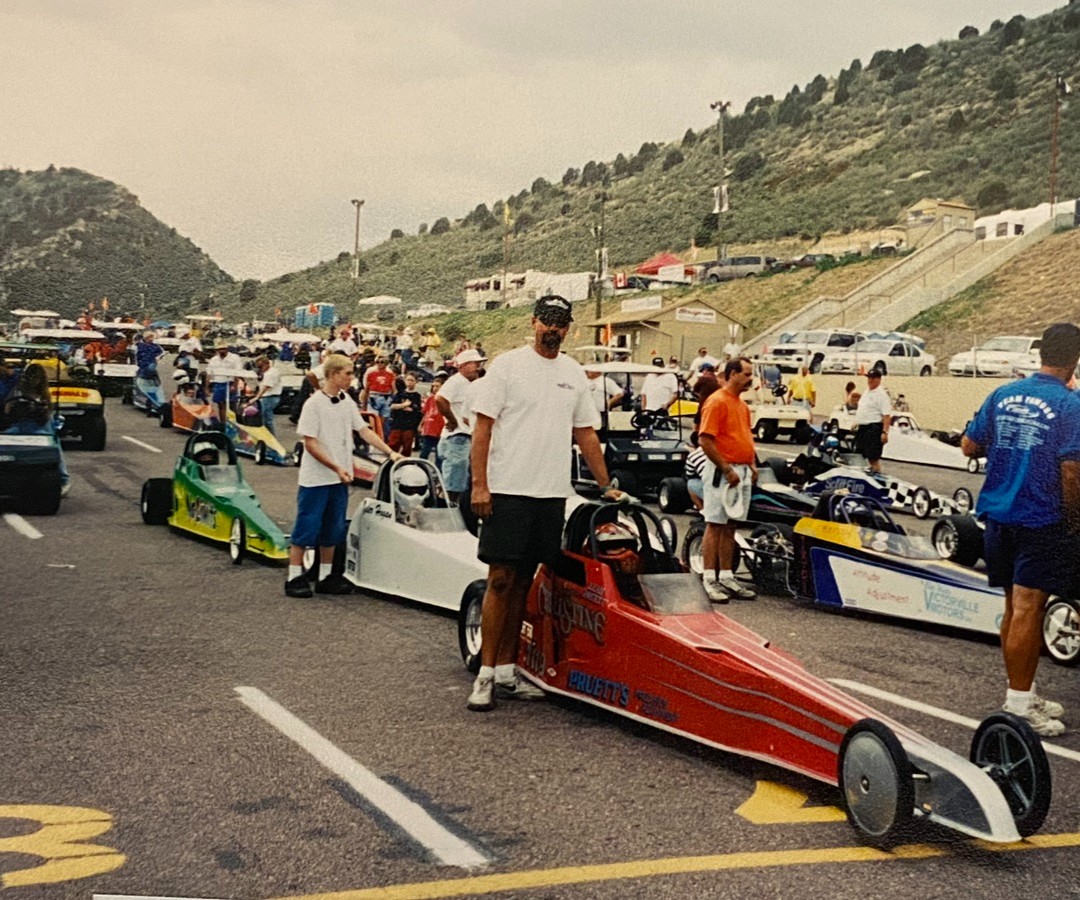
392, 465, 429, 513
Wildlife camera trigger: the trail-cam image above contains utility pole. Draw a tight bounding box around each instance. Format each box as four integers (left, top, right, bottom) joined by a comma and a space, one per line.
593, 190, 607, 340
501, 204, 511, 308
710, 100, 731, 265
351, 198, 364, 280
1050, 75, 1071, 217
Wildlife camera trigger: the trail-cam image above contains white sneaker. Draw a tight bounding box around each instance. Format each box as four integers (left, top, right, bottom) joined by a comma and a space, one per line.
1015, 705, 1066, 738
467, 674, 495, 712
495, 673, 545, 701
1007, 695, 1065, 720
718, 576, 756, 600
702, 578, 730, 603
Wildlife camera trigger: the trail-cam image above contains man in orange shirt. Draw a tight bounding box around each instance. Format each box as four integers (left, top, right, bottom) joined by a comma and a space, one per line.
697, 356, 757, 601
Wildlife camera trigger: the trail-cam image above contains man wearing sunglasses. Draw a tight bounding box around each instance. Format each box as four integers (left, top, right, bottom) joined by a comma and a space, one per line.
286, 353, 402, 599
466, 295, 623, 711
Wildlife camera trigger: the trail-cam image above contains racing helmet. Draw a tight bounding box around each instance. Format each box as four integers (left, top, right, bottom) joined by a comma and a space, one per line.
823, 434, 840, 452
191, 440, 220, 466
588, 521, 641, 574
392, 465, 430, 512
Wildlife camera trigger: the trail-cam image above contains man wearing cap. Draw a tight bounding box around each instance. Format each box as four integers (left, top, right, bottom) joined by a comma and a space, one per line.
854, 368, 891, 474
962, 323, 1080, 738
697, 357, 757, 601
691, 362, 720, 405
466, 295, 622, 711
436, 348, 485, 504
360, 354, 396, 431
204, 341, 242, 426
642, 357, 679, 412
689, 346, 720, 377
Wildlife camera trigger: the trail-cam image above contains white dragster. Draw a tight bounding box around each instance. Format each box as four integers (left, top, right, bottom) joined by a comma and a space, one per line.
825, 408, 984, 473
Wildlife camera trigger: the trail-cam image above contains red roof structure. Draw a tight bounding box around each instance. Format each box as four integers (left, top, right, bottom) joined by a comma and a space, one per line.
635, 252, 689, 275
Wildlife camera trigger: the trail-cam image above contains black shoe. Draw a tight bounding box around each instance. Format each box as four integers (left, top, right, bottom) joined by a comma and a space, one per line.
315, 574, 353, 595
285, 575, 314, 599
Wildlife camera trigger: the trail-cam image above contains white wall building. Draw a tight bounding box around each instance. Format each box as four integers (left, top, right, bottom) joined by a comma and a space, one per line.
464, 269, 593, 311
974, 198, 1080, 241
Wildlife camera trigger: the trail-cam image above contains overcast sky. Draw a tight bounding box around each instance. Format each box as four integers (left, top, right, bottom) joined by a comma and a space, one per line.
0, 0, 1065, 280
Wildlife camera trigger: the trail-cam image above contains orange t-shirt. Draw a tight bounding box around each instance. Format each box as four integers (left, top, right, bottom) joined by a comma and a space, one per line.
698, 389, 755, 465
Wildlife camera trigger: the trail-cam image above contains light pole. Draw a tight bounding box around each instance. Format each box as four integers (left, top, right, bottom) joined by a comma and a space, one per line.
592, 191, 607, 340
351, 198, 365, 280
710, 99, 731, 265
1050, 75, 1071, 216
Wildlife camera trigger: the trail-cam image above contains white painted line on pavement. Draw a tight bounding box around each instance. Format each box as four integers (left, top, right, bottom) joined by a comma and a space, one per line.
235, 686, 490, 870
121, 435, 162, 453
831, 678, 1080, 764
95, 896, 223, 900
3, 513, 43, 539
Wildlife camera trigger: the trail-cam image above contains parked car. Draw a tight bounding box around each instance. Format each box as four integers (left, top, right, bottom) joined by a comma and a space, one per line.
757, 329, 865, 374
701, 255, 775, 282
820, 339, 935, 377
775, 253, 836, 271
948, 336, 1041, 377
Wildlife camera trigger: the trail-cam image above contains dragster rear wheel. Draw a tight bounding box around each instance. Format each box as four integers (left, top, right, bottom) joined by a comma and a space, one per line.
838, 718, 914, 849
970, 712, 1051, 837
458, 580, 487, 674
1043, 597, 1080, 666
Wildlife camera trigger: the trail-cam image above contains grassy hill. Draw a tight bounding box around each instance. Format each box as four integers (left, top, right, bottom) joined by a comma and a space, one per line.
195, 5, 1080, 332
0, 167, 232, 321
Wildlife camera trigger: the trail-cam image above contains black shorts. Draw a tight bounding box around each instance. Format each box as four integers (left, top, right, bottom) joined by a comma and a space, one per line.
855, 422, 884, 462
477, 494, 566, 573
984, 519, 1078, 596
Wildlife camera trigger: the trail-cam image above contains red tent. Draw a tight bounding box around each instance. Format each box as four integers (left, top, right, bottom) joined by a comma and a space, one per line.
635, 252, 688, 276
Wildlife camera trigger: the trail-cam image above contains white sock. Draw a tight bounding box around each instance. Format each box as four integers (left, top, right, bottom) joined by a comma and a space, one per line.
319, 562, 332, 581
703, 571, 718, 583
719, 569, 734, 579
1005, 688, 1033, 714
288, 565, 303, 580
495, 664, 516, 683
478, 665, 495, 681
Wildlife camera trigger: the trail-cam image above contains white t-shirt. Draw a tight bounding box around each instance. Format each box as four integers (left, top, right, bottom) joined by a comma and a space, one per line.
398, 334, 414, 350
329, 337, 358, 356
471, 346, 600, 498
588, 375, 622, 412
642, 371, 678, 411
855, 385, 892, 425
439, 372, 476, 437
205, 352, 243, 383
690, 354, 720, 374
179, 336, 203, 354
259, 366, 283, 397
296, 390, 365, 487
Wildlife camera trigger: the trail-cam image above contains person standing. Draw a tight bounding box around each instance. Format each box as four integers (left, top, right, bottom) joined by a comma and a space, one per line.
586, 368, 623, 413
962, 323, 1080, 737
286, 354, 402, 599
466, 295, 622, 712
436, 348, 485, 504
252, 357, 283, 438
359, 354, 396, 431
697, 357, 757, 601
418, 374, 447, 463
785, 364, 816, 420
387, 372, 423, 456
204, 341, 242, 426
853, 367, 891, 474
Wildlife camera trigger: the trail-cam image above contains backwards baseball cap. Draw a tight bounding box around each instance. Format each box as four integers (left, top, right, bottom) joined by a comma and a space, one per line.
534, 295, 573, 326
651, 357, 665, 367
455, 348, 486, 366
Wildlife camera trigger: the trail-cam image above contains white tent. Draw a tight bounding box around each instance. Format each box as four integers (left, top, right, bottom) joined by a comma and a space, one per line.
357, 295, 403, 306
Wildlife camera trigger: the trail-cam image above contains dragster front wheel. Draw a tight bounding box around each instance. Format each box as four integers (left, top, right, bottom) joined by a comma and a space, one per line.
838, 718, 914, 849
458, 580, 487, 674
970, 712, 1051, 837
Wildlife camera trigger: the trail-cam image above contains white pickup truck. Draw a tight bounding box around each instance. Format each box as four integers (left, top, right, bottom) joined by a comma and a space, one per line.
757, 328, 865, 374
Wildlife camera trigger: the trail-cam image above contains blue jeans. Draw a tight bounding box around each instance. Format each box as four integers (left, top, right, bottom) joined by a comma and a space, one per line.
438, 433, 471, 493
418, 434, 440, 464
259, 396, 280, 437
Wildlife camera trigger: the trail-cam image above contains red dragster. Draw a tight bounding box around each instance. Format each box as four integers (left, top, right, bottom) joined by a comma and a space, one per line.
458, 501, 1050, 848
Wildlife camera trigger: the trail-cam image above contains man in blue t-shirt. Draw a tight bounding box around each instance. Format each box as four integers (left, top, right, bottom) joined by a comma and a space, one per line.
963, 323, 1080, 737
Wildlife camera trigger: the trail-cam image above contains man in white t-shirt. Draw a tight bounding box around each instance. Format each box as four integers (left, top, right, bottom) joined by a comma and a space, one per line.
689, 347, 720, 377
854, 367, 892, 474
466, 295, 623, 712
329, 332, 358, 359
253, 357, 283, 437
586, 369, 623, 413
642, 357, 679, 412
285, 354, 401, 599
204, 341, 243, 425
435, 349, 485, 503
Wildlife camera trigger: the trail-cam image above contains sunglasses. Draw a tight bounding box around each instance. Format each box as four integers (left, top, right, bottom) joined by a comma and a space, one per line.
329, 391, 348, 404
398, 483, 427, 495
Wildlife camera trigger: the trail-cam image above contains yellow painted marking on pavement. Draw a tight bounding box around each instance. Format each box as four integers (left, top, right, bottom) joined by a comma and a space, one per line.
735, 781, 847, 825
0, 804, 125, 888
275, 833, 1080, 900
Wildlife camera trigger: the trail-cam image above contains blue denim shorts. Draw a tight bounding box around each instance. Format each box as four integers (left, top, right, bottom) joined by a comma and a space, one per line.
439, 433, 471, 492
211, 382, 230, 405
291, 483, 349, 548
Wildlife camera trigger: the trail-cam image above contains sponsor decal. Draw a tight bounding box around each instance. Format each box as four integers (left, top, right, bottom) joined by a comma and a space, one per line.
539, 582, 606, 644
523, 641, 546, 675
568, 669, 629, 707
634, 689, 679, 723
184, 495, 217, 528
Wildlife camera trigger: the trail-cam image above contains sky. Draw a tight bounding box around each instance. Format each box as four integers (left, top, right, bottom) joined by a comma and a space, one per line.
0, 0, 1066, 281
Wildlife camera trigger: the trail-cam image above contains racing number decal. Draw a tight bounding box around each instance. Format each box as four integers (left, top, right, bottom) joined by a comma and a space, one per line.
0, 805, 125, 887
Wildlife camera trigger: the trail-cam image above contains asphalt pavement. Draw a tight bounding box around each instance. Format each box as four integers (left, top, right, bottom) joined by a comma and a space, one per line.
2, 405, 1079, 900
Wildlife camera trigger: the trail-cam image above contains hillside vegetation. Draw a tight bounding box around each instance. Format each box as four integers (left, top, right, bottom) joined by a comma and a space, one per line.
0, 167, 232, 320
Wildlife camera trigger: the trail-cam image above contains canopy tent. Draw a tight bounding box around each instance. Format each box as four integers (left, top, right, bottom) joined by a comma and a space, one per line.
263, 332, 322, 344
22, 329, 106, 341
357, 295, 403, 306
634, 252, 688, 276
